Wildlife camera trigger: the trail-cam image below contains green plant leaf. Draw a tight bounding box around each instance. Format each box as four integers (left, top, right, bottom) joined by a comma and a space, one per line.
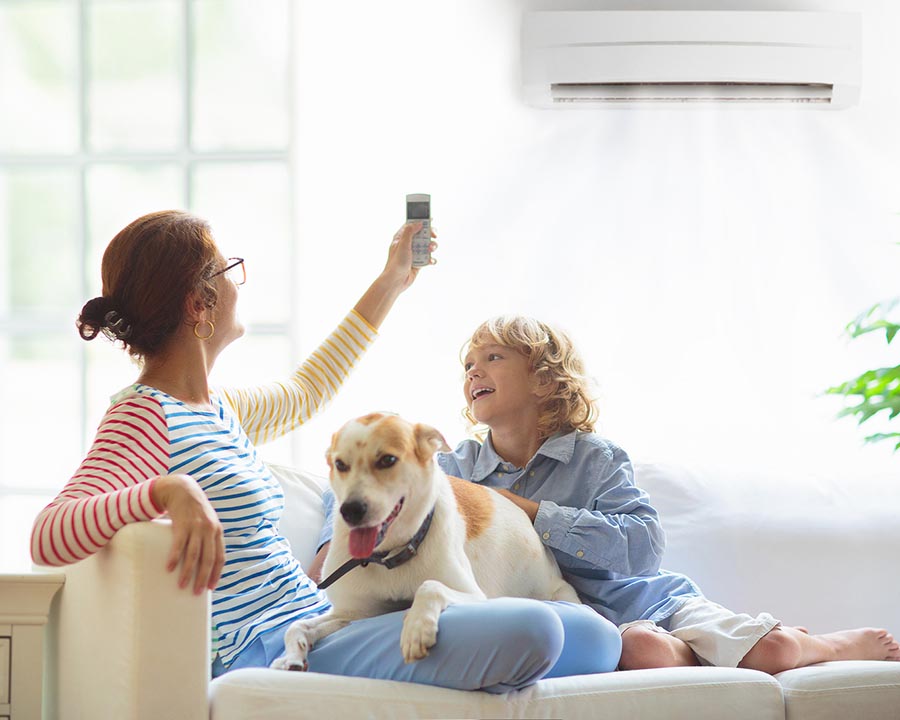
826, 366, 900, 399
863, 432, 900, 451
846, 298, 900, 343
828, 268, 899, 452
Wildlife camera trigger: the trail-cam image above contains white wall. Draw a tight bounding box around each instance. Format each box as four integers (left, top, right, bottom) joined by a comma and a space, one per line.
285, 0, 900, 483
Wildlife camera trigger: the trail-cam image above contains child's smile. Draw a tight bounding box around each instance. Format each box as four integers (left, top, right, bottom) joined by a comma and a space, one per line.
463, 344, 541, 426
470, 386, 495, 401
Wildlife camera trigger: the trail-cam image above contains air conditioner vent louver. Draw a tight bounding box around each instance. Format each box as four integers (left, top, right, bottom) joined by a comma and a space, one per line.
551, 82, 834, 104
523, 11, 861, 109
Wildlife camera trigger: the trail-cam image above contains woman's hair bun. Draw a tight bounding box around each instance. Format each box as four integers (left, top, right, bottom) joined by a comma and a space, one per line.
77, 296, 133, 343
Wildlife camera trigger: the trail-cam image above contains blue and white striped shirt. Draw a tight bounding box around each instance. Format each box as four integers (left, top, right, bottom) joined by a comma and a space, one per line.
32, 310, 376, 667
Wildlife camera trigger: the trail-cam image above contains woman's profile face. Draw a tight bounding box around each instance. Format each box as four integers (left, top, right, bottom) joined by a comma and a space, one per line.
209, 255, 245, 348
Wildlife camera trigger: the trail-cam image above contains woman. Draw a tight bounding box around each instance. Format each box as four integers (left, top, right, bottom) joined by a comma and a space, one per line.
31, 210, 620, 689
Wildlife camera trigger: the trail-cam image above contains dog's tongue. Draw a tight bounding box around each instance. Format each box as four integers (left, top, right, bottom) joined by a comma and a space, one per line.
349, 526, 379, 558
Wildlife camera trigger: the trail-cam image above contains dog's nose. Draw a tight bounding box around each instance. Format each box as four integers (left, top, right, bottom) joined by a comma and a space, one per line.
340, 499, 368, 526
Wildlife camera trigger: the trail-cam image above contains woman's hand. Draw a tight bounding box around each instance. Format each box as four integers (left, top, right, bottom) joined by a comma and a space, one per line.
151, 474, 225, 595
354, 222, 438, 330
383, 222, 439, 293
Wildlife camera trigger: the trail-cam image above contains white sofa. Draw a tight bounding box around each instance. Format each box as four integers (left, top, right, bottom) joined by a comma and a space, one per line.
43, 462, 900, 719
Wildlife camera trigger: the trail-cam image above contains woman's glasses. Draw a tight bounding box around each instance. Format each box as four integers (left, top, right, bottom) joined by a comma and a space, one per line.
210, 257, 246, 286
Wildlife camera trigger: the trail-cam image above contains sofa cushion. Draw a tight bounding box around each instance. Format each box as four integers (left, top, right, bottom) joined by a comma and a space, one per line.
776, 660, 900, 720
633, 463, 900, 637
267, 462, 327, 571
210, 666, 785, 720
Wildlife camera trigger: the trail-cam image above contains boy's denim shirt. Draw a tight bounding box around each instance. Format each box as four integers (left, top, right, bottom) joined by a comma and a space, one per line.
439, 431, 702, 627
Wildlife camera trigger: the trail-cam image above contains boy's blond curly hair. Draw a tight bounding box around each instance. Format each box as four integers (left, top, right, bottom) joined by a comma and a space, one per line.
461, 315, 598, 439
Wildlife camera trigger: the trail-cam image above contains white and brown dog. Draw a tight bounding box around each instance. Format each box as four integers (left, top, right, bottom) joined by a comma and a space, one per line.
271, 412, 579, 671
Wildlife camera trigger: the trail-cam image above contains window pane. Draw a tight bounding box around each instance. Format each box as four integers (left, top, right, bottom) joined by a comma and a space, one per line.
88, 0, 181, 151
192, 0, 290, 150
0, 335, 82, 491
0, 0, 78, 154
86, 164, 184, 295
0, 169, 80, 318
191, 162, 291, 325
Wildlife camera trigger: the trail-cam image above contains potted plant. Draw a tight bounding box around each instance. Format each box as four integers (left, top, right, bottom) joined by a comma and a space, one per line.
827, 299, 900, 450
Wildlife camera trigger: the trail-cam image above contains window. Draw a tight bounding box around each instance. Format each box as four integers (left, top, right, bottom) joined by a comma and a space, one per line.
0, 0, 294, 569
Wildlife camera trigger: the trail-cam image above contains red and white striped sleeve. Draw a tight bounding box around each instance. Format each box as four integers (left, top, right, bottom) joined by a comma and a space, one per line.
31, 394, 170, 567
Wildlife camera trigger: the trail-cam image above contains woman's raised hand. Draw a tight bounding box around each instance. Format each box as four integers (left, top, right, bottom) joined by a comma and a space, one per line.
151, 474, 225, 595
384, 221, 438, 293
354, 222, 438, 330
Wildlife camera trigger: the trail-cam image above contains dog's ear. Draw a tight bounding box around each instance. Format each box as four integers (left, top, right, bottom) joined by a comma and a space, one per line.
413, 423, 451, 464
325, 431, 339, 468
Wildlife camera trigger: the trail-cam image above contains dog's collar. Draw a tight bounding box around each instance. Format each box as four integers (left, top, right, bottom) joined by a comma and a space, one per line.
317, 507, 435, 590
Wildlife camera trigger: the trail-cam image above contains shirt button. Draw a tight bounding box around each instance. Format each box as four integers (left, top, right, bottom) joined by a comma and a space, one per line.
529, 471, 535, 477
576, 550, 585, 558
498, 471, 504, 476
542, 532, 550, 540
513, 483, 520, 490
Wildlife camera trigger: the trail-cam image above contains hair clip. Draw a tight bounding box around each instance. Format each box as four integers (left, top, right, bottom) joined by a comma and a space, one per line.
104, 310, 133, 340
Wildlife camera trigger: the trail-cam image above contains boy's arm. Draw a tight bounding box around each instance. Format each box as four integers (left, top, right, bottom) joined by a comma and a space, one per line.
533, 446, 665, 577
493, 488, 539, 521
316, 489, 336, 550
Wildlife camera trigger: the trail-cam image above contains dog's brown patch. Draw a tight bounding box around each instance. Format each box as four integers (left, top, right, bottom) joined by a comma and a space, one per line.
369, 415, 417, 466
357, 412, 389, 426
449, 477, 493, 540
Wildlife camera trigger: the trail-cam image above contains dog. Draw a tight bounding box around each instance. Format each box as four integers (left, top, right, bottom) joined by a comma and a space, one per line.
271, 412, 580, 671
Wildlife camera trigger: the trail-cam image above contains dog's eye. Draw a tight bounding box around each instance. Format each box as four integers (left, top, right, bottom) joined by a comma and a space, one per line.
375, 454, 398, 469
334, 458, 349, 472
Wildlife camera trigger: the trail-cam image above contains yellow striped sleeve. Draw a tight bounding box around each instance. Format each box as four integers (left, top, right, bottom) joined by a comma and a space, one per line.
349, 309, 378, 337
220, 311, 377, 445
323, 336, 353, 368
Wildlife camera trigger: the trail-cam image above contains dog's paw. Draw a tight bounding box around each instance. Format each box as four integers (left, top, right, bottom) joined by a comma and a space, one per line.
269, 654, 309, 672
400, 610, 439, 663
270, 623, 311, 671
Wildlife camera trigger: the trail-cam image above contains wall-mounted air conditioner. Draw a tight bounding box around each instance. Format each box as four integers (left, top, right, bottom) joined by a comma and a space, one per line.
522, 11, 861, 109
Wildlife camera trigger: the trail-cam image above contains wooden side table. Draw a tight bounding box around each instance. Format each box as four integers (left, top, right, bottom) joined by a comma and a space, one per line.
0, 573, 65, 720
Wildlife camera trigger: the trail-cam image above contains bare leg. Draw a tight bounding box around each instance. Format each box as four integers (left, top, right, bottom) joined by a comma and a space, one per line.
739, 626, 900, 675
619, 625, 699, 670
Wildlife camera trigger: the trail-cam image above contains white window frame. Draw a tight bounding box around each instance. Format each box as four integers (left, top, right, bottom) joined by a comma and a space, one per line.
0, 0, 297, 500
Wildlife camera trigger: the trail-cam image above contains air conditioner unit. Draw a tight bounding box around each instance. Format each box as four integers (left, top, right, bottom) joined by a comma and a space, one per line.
522, 11, 861, 109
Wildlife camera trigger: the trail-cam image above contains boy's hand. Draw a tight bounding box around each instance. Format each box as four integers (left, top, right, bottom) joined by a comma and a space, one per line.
492, 487, 540, 523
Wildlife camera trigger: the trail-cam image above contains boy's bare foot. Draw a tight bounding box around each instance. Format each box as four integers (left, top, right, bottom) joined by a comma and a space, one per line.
822, 628, 900, 662
741, 626, 900, 674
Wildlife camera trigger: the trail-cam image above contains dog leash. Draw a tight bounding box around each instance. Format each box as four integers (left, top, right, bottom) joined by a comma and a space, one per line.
317, 508, 435, 590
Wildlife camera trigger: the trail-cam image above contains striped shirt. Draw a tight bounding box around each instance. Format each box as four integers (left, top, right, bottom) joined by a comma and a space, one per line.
31, 310, 376, 666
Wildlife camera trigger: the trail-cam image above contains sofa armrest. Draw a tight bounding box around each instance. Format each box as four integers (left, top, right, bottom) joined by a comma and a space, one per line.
45, 519, 210, 720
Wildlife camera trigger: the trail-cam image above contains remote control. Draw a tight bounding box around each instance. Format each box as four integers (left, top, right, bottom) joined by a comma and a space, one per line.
406, 193, 432, 268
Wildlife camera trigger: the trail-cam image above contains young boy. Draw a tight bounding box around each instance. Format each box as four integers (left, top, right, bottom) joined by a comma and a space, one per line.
437, 315, 900, 673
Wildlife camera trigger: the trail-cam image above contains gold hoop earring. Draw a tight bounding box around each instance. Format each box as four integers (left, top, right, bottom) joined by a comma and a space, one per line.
193, 320, 215, 340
